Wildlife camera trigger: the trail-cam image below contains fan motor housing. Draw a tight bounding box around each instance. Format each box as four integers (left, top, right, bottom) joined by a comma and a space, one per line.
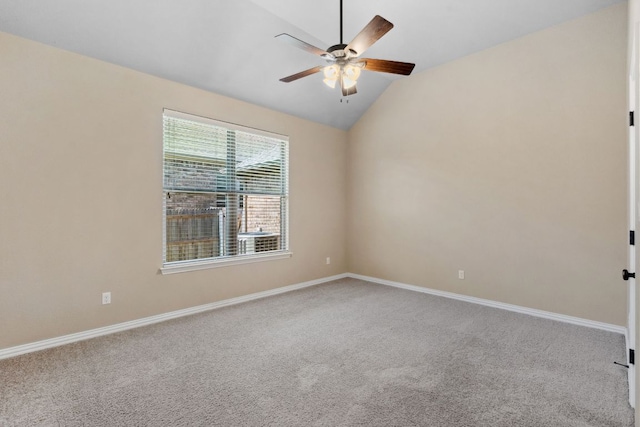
326, 43, 356, 59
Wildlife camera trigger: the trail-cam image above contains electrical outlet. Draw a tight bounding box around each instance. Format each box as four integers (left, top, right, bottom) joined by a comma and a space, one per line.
458, 270, 465, 280
326, 257, 331, 265
102, 292, 111, 305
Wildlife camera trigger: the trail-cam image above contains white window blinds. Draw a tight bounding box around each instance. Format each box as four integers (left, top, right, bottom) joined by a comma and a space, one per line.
163, 110, 289, 266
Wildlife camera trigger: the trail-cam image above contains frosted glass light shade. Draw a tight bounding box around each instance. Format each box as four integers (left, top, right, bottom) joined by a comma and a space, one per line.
323, 65, 339, 88
344, 64, 361, 81
323, 78, 337, 89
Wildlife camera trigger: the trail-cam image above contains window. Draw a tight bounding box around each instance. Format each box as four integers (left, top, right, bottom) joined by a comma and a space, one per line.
162, 109, 289, 273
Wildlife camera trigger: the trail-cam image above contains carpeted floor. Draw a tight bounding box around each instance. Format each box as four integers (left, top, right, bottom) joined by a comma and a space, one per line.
0, 278, 634, 426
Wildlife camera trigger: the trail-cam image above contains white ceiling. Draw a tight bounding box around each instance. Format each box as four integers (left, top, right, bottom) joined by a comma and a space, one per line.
0, 0, 625, 130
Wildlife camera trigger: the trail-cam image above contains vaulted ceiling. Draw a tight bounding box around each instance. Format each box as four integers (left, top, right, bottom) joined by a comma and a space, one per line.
0, 0, 625, 130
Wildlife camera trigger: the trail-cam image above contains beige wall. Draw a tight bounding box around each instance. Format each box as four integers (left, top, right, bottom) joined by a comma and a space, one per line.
0, 32, 348, 349
347, 4, 628, 326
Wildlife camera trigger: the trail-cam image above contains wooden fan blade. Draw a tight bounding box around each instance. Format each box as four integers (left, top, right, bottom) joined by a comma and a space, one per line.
280, 66, 324, 83
275, 33, 332, 58
361, 58, 415, 75
345, 15, 393, 57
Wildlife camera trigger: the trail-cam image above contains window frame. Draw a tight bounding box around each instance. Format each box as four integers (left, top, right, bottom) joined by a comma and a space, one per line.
160, 109, 291, 275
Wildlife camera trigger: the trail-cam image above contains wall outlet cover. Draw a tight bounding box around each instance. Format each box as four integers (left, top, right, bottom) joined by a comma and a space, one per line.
102, 292, 111, 305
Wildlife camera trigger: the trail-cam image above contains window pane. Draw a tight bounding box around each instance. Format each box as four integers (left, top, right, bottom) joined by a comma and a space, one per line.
236, 131, 286, 195
237, 195, 285, 255
165, 193, 221, 262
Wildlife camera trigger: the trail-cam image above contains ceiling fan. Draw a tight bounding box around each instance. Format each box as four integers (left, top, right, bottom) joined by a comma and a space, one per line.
276, 0, 415, 97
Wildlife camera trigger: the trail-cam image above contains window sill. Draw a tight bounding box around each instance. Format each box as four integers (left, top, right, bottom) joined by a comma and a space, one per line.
160, 251, 292, 275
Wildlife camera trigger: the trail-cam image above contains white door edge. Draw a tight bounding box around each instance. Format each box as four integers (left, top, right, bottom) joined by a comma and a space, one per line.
628, 2, 639, 409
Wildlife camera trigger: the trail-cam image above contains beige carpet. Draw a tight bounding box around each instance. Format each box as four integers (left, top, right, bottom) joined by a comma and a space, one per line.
0, 278, 634, 426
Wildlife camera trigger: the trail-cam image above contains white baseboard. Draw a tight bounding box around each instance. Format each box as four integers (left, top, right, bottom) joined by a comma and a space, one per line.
0, 272, 626, 360
348, 273, 627, 335
0, 273, 348, 360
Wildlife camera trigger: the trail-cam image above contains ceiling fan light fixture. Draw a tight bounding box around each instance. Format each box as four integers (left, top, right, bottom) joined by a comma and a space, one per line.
342, 75, 357, 90
323, 78, 337, 89
343, 64, 361, 81
323, 64, 340, 88
324, 64, 340, 79
324, 63, 360, 90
